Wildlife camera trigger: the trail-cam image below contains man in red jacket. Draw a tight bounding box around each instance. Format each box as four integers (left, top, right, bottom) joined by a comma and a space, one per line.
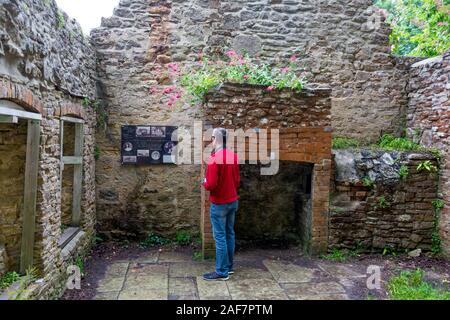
202, 128, 240, 281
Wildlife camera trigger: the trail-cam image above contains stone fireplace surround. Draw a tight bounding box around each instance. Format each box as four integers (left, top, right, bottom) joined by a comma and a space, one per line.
200, 83, 332, 258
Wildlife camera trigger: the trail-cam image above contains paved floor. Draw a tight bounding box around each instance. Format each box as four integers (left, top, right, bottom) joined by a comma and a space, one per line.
90, 248, 372, 300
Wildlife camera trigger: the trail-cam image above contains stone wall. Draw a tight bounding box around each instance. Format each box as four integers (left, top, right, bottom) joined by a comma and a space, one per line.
0, 243, 7, 276
91, 0, 412, 242
407, 50, 450, 256
0, 0, 97, 299
166, 0, 410, 141
330, 149, 439, 252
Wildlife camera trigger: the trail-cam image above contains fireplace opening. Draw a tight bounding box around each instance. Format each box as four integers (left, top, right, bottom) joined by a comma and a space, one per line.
236, 161, 313, 250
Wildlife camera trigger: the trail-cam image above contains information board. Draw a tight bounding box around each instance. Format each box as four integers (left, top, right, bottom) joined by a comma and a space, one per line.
121, 125, 178, 165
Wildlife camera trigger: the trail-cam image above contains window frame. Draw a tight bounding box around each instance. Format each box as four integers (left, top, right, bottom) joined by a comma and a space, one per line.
59, 116, 84, 248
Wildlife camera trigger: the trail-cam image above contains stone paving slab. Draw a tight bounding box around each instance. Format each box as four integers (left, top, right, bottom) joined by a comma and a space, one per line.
281, 281, 347, 300
93, 291, 120, 300
196, 276, 231, 300
96, 276, 125, 293
318, 263, 366, 279
227, 266, 273, 281
169, 278, 199, 300
136, 251, 159, 263
169, 262, 214, 278
118, 288, 168, 300
104, 262, 129, 278
263, 259, 316, 283
128, 263, 169, 276
123, 274, 168, 290
159, 251, 194, 263
227, 278, 289, 300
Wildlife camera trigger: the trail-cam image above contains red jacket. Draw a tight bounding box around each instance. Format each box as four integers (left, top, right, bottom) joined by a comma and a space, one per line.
203, 148, 240, 204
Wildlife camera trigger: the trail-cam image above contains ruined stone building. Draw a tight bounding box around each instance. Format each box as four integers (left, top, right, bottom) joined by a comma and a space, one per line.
0, 0, 448, 298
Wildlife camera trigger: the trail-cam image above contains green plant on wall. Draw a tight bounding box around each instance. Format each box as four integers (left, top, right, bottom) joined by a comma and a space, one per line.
362, 177, 376, 189
332, 137, 360, 149
57, 10, 65, 29
417, 160, 437, 172
431, 199, 444, 255
399, 165, 409, 181
82, 98, 107, 129
150, 52, 307, 107
378, 134, 423, 151
383, 246, 398, 256
94, 145, 100, 161
373, 196, 390, 210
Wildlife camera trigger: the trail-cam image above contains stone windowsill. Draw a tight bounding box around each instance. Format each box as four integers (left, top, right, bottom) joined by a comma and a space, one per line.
61, 230, 86, 261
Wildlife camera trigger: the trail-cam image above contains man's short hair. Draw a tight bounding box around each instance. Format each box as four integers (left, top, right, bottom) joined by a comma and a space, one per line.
213, 128, 228, 147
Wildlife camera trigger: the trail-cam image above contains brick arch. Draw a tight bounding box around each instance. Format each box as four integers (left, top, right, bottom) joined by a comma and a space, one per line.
58, 103, 85, 119
0, 80, 44, 115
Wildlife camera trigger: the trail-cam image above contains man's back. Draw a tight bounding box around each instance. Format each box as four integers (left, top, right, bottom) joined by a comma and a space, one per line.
203, 148, 240, 205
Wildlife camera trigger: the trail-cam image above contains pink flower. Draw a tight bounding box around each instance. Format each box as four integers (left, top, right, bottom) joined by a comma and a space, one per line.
198, 51, 203, 61
229, 61, 237, 66
266, 86, 274, 92
290, 55, 297, 62
167, 63, 179, 72
163, 86, 176, 95
243, 75, 250, 80
281, 67, 290, 74
239, 58, 246, 65
226, 50, 237, 58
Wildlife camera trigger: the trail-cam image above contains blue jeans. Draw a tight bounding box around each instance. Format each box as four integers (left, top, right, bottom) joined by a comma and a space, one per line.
210, 200, 238, 277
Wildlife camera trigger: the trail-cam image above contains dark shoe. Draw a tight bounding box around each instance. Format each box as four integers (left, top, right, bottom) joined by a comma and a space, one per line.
203, 272, 229, 281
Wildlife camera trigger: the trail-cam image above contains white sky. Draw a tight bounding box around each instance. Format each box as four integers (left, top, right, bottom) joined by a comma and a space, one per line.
55, 0, 120, 34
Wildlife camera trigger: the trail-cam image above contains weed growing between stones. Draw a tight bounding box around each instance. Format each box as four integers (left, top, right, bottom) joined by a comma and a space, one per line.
431, 199, 444, 256
320, 247, 361, 262
332, 137, 360, 149
387, 268, 450, 300
57, 10, 65, 29
417, 160, 438, 173
150, 52, 307, 107
140, 232, 171, 248
6, 267, 38, 300
399, 165, 409, 181
175, 231, 192, 246
0, 271, 20, 290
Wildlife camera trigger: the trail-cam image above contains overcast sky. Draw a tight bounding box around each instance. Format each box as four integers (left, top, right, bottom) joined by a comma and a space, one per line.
55, 0, 120, 33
